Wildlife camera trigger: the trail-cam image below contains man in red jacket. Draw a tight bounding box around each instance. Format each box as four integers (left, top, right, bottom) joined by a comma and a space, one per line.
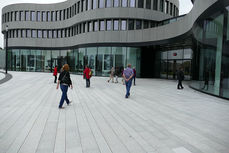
83, 65, 92, 88
53, 65, 58, 83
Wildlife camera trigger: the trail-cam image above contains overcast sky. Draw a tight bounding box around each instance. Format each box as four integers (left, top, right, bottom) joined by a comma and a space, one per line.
0, 0, 193, 49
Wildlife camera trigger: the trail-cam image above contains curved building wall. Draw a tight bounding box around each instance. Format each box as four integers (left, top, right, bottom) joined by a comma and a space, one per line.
190, 0, 229, 99
2, 0, 181, 48
2, 0, 229, 100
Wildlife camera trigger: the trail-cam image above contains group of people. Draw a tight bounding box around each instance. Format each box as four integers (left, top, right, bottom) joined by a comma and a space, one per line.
54, 63, 136, 108
54, 63, 186, 109
54, 64, 92, 109
107, 66, 136, 86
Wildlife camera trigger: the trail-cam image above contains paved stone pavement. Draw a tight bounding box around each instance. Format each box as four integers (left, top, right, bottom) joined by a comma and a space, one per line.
0, 71, 229, 153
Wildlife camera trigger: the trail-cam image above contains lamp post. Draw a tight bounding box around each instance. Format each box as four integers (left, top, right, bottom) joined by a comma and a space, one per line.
5, 25, 8, 74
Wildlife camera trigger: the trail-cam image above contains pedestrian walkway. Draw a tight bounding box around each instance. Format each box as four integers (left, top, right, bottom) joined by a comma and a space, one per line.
0, 70, 12, 85
0, 71, 229, 153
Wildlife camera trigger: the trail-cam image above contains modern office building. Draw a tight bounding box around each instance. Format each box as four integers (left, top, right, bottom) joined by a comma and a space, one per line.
1, 0, 229, 99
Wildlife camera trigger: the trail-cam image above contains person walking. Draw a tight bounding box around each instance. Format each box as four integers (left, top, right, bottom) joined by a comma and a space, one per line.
83, 65, 92, 88
107, 67, 115, 83
133, 67, 136, 86
56, 64, 73, 109
123, 64, 134, 98
53, 65, 58, 83
177, 67, 184, 89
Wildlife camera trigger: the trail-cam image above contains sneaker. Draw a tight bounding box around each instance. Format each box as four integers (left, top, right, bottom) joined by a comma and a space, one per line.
125, 95, 128, 98
67, 101, 72, 105
59, 107, 64, 109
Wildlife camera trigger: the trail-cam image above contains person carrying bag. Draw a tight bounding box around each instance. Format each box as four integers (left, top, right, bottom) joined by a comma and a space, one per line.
56, 64, 73, 109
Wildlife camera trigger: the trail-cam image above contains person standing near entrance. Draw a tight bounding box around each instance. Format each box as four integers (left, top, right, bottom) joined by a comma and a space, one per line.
83, 65, 92, 88
123, 64, 134, 98
177, 67, 184, 89
53, 65, 58, 83
107, 67, 115, 83
56, 64, 73, 109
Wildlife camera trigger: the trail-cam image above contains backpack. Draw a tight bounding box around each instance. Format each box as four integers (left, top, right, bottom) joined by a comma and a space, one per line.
89, 70, 92, 76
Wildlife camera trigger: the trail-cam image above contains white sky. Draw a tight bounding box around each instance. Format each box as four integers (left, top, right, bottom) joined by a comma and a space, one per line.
0, 0, 193, 49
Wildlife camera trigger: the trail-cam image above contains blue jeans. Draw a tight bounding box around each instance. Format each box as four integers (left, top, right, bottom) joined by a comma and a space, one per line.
86, 78, 90, 87
125, 79, 132, 97
59, 84, 70, 108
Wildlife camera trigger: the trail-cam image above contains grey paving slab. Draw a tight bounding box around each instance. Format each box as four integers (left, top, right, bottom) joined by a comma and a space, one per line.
0, 71, 229, 153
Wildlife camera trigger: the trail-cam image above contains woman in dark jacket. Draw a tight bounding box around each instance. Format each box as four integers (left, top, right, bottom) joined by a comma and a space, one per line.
56, 64, 73, 109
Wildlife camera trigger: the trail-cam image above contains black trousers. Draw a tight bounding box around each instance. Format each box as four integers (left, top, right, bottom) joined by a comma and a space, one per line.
86, 78, 90, 87
54, 75, 57, 83
177, 80, 183, 89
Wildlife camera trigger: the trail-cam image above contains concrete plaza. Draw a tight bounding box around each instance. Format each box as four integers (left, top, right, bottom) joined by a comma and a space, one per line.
0, 71, 229, 153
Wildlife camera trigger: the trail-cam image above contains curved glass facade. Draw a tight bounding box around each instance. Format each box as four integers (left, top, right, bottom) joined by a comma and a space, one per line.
191, 5, 229, 99
7, 47, 141, 77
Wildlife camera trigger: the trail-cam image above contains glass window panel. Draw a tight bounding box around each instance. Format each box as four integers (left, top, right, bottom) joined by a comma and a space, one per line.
37, 11, 41, 21
77, 48, 86, 73
82, 0, 85, 12
106, 20, 112, 30
88, 22, 93, 32
121, 20, 126, 30
130, 0, 135, 7
47, 11, 51, 21
31, 11, 36, 21
146, 0, 151, 9
38, 30, 42, 38
42, 50, 52, 72
10, 12, 13, 21
48, 30, 52, 38
77, 1, 80, 13
99, 0, 104, 8
128, 19, 134, 30
165, 1, 169, 13
14, 30, 18, 38
170, 3, 173, 15
22, 30, 26, 38
126, 47, 141, 77
114, 0, 119, 7
153, 0, 158, 10
20, 11, 24, 21
106, 0, 112, 7
88, 0, 91, 10
94, 21, 98, 31
15, 11, 19, 21
63, 9, 66, 20
138, 0, 144, 8
100, 20, 105, 30
112, 47, 126, 76
160, 0, 164, 12
184, 48, 192, 59
53, 30, 57, 38
51, 11, 55, 21
43, 30, 47, 38
27, 30, 31, 38
25, 11, 29, 21
32, 30, 37, 38
42, 11, 46, 21
87, 47, 97, 74
97, 47, 112, 76
136, 20, 142, 29
114, 20, 119, 30
56, 11, 60, 21
122, 0, 127, 7
143, 20, 149, 29
92, 0, 97, 9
